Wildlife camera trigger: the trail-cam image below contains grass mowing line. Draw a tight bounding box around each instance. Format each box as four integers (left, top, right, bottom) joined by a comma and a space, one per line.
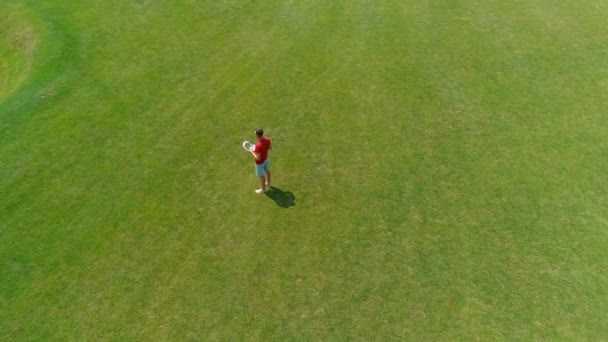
0, 2, 85, 244
0, 2, 82, 130
0, 4, 39, 100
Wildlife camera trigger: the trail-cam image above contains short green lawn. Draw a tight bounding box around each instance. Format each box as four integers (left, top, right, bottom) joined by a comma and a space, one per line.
2, 0, 607, 339
0, 3, 39, 99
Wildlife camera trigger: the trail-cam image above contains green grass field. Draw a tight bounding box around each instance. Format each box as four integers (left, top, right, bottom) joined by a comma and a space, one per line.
2, 0, 608, 339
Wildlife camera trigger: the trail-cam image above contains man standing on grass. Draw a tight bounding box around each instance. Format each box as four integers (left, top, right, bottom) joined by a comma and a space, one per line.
251, 128, 272, 194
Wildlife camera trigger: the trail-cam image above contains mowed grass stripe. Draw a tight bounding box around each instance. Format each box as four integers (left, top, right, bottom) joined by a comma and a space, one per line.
2, 0, 608, 339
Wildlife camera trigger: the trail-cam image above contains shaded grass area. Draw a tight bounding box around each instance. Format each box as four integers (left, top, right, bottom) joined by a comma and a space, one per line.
1, 0, 608, 339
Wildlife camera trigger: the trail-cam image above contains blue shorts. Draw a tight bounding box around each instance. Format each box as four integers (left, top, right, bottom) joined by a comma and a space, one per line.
255, 160, 269, 177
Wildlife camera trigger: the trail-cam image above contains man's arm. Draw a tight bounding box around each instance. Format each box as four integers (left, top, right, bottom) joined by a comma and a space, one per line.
251, 151, 261, 161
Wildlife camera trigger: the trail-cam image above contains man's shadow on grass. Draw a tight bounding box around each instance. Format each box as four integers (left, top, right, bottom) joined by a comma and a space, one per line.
265, 186, 296, 208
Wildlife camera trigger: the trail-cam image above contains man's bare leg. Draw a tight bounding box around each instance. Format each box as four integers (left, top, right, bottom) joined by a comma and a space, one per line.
256, 176, 266, 193
265, 170, 271, 187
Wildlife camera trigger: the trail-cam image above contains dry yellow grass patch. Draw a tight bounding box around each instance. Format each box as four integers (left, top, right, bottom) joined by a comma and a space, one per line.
0, 5, 39, 99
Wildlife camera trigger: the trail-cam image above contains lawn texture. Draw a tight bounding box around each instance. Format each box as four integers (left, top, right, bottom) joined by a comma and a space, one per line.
1, 0, 608, 339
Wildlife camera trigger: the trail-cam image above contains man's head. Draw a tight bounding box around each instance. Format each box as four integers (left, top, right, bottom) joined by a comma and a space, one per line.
255, 128, 264, 140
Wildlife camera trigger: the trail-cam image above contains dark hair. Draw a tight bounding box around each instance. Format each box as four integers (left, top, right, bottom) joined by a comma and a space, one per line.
255, 128, 264, 136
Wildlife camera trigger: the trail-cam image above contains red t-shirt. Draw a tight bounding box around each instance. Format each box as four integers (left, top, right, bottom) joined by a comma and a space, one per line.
254, 137, 271, 165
